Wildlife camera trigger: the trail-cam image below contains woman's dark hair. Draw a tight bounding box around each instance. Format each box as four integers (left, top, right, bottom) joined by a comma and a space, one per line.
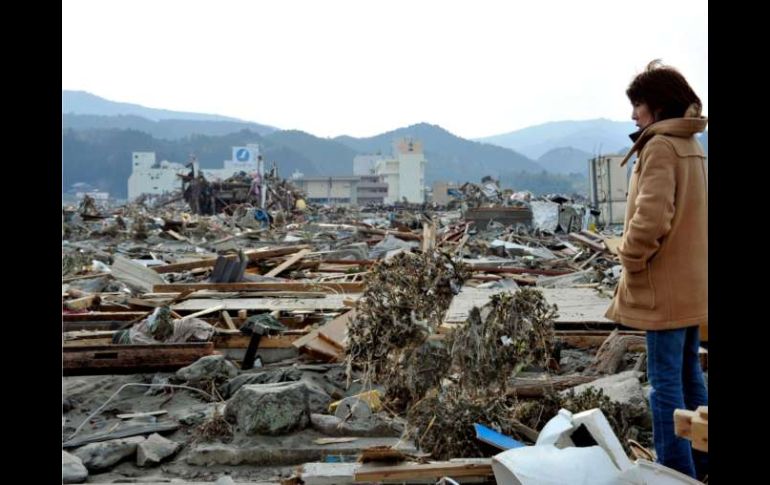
627, 59, 702, 121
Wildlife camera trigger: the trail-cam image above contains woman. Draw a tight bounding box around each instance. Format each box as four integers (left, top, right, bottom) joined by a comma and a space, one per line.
605, 60, 708, 480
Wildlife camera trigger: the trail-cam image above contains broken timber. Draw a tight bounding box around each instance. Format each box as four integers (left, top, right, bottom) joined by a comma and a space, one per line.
264, 248, 314, 277
292, 309, 354, 361
171, 294, 359, 312
153, 282, 365, 294
63, 343, 214, 375
152, 245, 312, 274
354, 461, 494, 482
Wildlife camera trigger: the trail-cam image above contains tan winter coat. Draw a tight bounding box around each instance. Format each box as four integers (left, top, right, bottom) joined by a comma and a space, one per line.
604, 107, 708, 330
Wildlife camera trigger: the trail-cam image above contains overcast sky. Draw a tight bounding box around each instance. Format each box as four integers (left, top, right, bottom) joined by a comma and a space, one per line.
62, 0, 707, 139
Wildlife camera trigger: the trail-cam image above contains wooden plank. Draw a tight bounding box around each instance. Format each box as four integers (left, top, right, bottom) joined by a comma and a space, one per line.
179, 304, 225, 321
603, 237, 622, 255
359, 446, 408, 463
421, 222, 436, 252
440, 288, 613, 334
63, 337, 113, 346
358, 227, 423, 241
213, 333, 302, 349
509, 374, 599, 398
354, 462, 493, 482
64, 330, 117, 340
292, 309, 352, 350
117, 410, 168, 420
318, 309, 355, 350
462, 261, 573, 276
265, 248, 313, 277
153, 282, 365, 294
540, 288, 614, 324
152, 245, 312, 274
172, 295, 360, 312
63, 312, 147, 322
63, 322, 125, 332
312, 259, 375, 266
556, 330, 646, 349
569, 233, 607, 252
443, 286, 511, 325
62, 272, 111, 283
166, 229, 188, 241
63, 343, 214, 375
302, 337, 343, 362
222, 311, 237, 330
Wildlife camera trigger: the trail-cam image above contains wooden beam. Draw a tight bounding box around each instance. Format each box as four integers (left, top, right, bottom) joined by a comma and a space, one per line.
213, 333, 302, 349
63, 312, 148, 322
62, 272, 110, 283
171, 295, 358, 312
152, 245, 312, 274
509, 374, 599, 398
421, 222, 437, 252
462, 264, 573, 276
556, 330, 646, 349
63, 343, 214, 375
153, 282, 365, 294
166, 229, 188, 241
117, 410, 168, 420
179, 304, 225, 321
357, 227, 423, 241
569, 233, 607, 253
264, 248, 313, 277
354, 462, 493, 482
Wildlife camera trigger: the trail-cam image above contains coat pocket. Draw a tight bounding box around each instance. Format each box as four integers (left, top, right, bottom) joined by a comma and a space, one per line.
623, 266, 656, 310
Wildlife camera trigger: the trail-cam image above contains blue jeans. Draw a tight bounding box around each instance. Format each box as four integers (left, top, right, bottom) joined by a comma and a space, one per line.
646, 326, 708, 479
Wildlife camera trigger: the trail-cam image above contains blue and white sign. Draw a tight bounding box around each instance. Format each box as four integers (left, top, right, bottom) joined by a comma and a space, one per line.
234, 147, 252, 162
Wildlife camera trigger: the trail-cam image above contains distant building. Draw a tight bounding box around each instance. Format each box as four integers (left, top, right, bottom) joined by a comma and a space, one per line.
588, 154, 629, 226
356, 175, 389, 206
372, 137, 427, 203
293, 174, 388, 207
431, 181, 460, 205
293, 176, 361, 206
127, 144, 262, 200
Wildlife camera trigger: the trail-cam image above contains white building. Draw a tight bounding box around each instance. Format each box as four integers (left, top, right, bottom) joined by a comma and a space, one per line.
588, 154, 630, 226
373, 138, 427, 203
127, 144, 262, 200
353, 154, 385, 176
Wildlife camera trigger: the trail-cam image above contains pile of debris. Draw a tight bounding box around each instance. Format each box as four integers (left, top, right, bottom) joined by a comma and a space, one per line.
345, 250, 470, 407
61, 180, 703, 483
